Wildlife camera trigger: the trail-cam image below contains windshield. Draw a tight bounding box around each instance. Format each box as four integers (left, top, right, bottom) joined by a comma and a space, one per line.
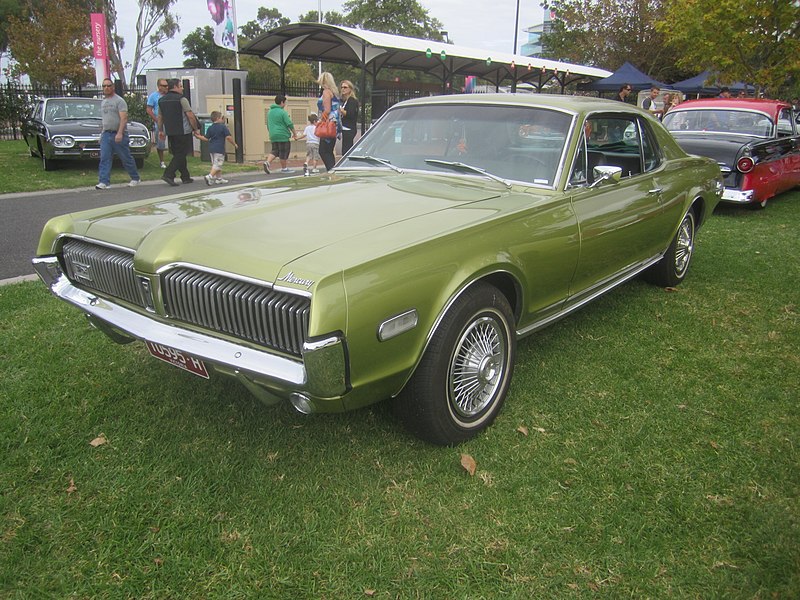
44, 99, 101, 123
340, 103, 572, 187
662, 109, 774, 137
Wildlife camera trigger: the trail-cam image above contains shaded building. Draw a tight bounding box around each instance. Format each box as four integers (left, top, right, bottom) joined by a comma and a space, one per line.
521, 9, 555, 57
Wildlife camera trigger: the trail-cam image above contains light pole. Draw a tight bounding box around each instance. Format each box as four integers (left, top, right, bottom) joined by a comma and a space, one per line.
318, 0, 323, 76
513, 0, 520, 54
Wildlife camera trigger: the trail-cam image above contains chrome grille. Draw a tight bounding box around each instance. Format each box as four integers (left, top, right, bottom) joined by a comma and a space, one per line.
162, 268, 310, 357
62, 239, 143, 307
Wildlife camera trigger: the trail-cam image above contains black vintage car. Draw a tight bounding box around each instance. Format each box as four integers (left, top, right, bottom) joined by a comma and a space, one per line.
23, 97, 151, 171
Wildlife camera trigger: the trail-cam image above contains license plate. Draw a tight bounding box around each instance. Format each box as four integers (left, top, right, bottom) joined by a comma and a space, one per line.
145, 341, 209, 379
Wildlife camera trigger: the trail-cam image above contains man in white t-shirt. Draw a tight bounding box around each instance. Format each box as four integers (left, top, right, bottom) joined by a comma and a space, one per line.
641, 86, 664, 118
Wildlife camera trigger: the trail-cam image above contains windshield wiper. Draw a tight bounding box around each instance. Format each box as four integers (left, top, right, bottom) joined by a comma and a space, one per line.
346, 155, 404, 173
53, 117, 101, 121
425, 159, 511, 188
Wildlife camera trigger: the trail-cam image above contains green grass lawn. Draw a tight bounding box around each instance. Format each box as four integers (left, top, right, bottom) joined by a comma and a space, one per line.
1, 192, 798, 597
0, 140, 260, 194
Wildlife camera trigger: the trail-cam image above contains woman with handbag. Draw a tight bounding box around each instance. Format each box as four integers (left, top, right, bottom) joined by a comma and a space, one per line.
339, 80, 359, 155
316, 72, 341, 171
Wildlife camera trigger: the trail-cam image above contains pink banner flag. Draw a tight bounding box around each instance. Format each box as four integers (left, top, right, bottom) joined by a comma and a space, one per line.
90, 13, 110, 85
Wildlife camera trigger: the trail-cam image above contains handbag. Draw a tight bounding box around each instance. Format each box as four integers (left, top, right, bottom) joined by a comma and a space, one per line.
314, 113, 337, 139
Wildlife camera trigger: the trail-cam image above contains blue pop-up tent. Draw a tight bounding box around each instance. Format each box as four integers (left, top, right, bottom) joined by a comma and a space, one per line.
671, 70, 755, 97
578, 61, 669, 92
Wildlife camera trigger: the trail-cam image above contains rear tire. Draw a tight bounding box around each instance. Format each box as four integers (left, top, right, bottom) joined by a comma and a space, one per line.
394, 282, 516, 445
644, 208, 695, 287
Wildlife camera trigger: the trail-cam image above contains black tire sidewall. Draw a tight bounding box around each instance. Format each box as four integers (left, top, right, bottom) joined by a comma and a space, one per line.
397, 283, 516, 445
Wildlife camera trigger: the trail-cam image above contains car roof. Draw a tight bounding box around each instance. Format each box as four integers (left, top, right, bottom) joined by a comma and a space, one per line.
393, 93, 649, 116
671, 98, 790, 120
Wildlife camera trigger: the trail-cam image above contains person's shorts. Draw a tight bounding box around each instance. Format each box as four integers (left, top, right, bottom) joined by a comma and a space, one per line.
151, 124, 166, 150
210, 153, 225, 169
306, 143, 320, 161
271, 140, 291, 160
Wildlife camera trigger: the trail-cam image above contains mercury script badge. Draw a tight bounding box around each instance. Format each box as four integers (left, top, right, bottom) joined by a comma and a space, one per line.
277, 271, 315, 289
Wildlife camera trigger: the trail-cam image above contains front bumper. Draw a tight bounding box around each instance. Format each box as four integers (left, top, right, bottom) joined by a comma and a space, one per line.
33, 256, 348, 408
721, 187, 755, 203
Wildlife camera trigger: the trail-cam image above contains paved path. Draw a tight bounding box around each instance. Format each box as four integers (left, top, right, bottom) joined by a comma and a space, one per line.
0, 166, 304, 282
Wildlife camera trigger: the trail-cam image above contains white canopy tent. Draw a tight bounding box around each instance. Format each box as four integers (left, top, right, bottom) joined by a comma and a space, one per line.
241, 23, 611, 125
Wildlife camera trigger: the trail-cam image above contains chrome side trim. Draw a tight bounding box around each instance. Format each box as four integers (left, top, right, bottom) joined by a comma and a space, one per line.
516, 255, 662, 338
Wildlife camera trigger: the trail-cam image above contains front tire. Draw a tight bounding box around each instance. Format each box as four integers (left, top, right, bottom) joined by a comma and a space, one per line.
645, 208, 695, 287
394, 283, 516, 445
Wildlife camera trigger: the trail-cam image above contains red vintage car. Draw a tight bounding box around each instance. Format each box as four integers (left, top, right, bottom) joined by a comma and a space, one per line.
662, 99, 800, 207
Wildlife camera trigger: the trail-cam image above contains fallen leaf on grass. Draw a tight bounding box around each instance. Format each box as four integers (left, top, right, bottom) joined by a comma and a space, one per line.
709, 440, 720, 450
66, 478, 77, 495
364, 590, 376, 597
89, 434, 108, 447
517, 425, 529, 436
460, 454, 476, 476
664, 287, 679, 293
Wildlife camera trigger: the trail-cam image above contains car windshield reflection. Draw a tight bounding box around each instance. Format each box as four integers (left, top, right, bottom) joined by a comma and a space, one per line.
44, 99, 102, 124
340, 104, 571, 187
662, 109, 774, 137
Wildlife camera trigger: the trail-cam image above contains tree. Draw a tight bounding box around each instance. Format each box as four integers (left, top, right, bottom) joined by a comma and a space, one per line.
541, 0, 690, 82
297, 10, 346, 25
127, 0, 180, 87
182, 26, 235, 68
342, 0, 445, 40
0, 0, 24, 54
657, 0, 800, 96
239, 7, 289, 43
6, 0, 94, 85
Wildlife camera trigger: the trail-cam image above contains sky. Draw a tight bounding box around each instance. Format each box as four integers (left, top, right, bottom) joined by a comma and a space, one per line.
114, 0, 546, 74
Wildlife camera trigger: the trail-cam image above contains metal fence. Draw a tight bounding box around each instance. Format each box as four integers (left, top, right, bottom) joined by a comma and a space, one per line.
0, 83, 150, 141
0, 78, 439, 141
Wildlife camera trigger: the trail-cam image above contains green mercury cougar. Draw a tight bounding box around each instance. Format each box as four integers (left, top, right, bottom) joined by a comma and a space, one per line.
33, 94, 723, 445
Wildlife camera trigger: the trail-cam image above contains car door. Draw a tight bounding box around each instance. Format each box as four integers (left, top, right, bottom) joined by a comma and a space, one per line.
23, 101, 45, 154
567, 114, 671, 302
776, 107, 800, 190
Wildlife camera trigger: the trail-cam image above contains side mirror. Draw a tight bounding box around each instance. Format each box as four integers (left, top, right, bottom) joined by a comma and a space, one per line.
589, 165, 622, 188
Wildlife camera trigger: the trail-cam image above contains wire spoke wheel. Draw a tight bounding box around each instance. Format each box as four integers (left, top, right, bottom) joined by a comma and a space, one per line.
449, 316, 507, 419
673, 213, 695, 278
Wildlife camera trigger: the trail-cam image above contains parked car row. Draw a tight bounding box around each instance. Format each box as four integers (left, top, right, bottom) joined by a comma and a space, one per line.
29, 93, 794, 444
22, 97, 151, 171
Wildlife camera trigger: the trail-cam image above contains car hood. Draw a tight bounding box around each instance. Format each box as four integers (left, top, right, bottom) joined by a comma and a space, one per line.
67, 171, 510, 287
669, 132, 757, 166
45, 120, 149, 136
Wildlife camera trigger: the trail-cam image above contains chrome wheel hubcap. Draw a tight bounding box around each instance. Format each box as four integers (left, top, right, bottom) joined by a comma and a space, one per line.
674, 214, 694, 277
449, 315, 507, 418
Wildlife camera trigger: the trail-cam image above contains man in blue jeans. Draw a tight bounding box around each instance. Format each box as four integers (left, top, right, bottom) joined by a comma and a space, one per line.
96, 78, 140, 190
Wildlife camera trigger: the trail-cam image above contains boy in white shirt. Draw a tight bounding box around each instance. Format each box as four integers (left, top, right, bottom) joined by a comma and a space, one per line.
295, 114, 321, 173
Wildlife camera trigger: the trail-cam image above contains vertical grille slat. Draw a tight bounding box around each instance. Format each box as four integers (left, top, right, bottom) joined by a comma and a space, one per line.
162, 267, 310, 357
62, 239, 142, 307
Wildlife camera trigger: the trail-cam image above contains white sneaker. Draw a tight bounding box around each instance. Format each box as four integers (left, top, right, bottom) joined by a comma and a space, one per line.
215, 177, 229, 184
95, 182, 109, 190
160, 162, 167, 169
280, 168, 294, 173
129, 179, 140, 187
311, 168, 320, 173
262, 162, 271, 174
204, 174, 213, 186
